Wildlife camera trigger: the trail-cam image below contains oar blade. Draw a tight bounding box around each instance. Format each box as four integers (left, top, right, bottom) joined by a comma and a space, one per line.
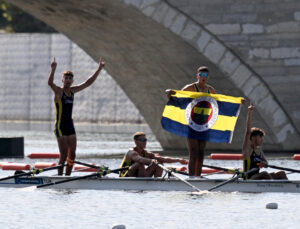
19, 186, 37, 191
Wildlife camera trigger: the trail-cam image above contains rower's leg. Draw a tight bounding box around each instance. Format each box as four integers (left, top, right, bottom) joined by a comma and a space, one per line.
250, 171, 272, 180
128, 163, 145, 177
270, 171, 288, 180
57, 136, 68, 175
195, 140, 206, 177
153, 165, 163, 177
65, 134, 77, 176
186, 138, 199, 176
145, 163, 160, 177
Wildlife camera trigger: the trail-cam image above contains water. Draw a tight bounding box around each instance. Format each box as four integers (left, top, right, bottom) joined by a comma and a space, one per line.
0, 130, 300, 229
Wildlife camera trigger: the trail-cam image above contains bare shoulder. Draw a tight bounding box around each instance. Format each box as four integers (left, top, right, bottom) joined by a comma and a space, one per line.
181, 83, 195, 91
125, 148, 137, 160
52, 87, 64, 101
127, 148, 137, 156
49, 83, 62, 93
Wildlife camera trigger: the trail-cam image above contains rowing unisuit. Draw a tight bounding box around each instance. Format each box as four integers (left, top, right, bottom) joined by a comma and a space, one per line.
119, 149, 147, 177
243, 148, 263, 179
54, 91, 76, 137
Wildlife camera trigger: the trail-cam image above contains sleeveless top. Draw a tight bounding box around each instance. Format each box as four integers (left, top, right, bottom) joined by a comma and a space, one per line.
243, 148, 263, 180
193, 83, 210, 93
119, 149, 146, 177
54, 91, 75, 137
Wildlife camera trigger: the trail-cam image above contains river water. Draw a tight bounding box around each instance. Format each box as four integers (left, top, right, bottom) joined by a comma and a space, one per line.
0, 130, 299, 229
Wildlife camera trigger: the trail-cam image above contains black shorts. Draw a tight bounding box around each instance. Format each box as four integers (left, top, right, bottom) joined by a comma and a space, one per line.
54, 119, 76, 137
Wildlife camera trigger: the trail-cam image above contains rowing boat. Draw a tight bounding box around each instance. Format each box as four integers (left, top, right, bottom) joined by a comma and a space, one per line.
0, 175, 299, 193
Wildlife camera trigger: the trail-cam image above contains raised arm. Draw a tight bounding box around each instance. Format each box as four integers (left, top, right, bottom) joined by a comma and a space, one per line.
71, 57, 105, 93
48, 58, 60, 93
242, 103, 255, 158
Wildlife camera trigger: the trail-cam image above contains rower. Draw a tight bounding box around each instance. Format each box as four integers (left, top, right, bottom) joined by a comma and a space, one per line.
242, 103, 287, 180
119, 132, 188, 177
165, 66, 216, 177
48, 57, 105, 176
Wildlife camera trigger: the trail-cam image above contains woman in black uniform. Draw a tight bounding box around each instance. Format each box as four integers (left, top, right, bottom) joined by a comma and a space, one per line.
48, 57, 105, 175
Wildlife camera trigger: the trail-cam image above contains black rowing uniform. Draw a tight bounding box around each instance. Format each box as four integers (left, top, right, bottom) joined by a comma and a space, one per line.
193, 83, 210, 93
54, 91, 76, 137
119, 149, 147, 177
243, 148, 263, 180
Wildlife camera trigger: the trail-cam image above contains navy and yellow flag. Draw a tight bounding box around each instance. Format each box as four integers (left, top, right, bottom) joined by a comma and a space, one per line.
161, 90, 243, 143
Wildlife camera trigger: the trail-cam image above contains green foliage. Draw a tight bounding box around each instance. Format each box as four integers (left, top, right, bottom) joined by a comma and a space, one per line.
0, 1, 56, 33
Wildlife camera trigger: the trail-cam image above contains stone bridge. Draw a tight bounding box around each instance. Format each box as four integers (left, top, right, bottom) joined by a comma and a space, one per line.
5, 0, 300, 152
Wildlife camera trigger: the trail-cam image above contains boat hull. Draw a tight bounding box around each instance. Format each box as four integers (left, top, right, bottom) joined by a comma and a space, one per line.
0, 176, 300, 193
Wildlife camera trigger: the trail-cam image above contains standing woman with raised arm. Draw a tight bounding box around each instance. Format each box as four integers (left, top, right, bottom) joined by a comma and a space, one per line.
48, 57, 105, 175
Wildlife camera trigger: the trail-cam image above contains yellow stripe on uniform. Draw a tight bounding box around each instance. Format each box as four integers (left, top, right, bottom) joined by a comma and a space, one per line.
55, 100, 63, 137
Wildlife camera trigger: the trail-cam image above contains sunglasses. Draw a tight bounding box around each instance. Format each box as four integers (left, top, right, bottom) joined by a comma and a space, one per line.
198, 72, 209, 77
136, 138, 147, 142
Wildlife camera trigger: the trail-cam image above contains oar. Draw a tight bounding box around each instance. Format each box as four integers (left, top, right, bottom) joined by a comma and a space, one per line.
37, 167, 129, 189
0, 164, 64, 182
157, 164, 202, 192
204, 168, 259, 193
203, 164, 239, 174
74, 160, 127, 175
267, 164, 300, 173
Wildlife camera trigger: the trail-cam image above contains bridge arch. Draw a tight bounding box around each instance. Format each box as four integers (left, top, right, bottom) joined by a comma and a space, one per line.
5, 0, 300, 151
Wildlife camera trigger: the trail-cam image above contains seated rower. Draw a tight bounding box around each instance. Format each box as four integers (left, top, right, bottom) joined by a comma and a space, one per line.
242, 104, 287, 180
120, 132, 188, 177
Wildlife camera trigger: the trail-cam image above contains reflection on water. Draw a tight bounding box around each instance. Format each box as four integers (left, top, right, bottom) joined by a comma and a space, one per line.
0, 130, 299, 229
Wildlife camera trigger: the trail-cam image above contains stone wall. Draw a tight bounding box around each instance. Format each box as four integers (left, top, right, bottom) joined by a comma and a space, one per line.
0, 34, 145, 127
167, 0, 300, 129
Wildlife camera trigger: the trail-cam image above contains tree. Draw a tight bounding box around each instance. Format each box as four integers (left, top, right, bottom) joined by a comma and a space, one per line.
0, 1, 56, 33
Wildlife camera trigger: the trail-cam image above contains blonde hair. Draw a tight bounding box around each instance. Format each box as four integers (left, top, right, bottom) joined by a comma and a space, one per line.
63, 71, 74, 78
133, 132, 146, 140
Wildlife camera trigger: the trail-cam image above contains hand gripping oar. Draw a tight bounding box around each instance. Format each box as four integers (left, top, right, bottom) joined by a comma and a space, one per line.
267, 164, 300, 173
0, 164, 65, 182
37, 167, 129, 189
157, 164, 202, 192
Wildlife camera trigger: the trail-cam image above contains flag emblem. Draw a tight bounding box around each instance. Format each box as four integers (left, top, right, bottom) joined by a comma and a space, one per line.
161, 90, 243, 143
185, 96, 218, 132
